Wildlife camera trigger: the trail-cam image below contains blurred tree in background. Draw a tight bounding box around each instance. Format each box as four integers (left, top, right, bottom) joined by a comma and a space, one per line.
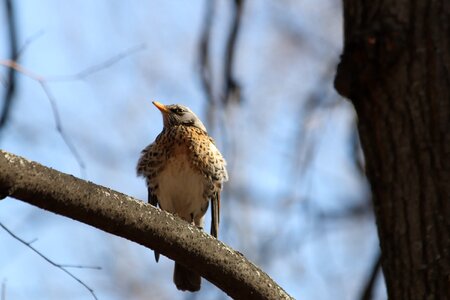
0, 0, 419, 299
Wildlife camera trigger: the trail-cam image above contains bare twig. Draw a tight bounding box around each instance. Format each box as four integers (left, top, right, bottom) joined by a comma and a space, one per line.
27, 237, 38, 244
46, 43, 146, 81
59, 264, 102, 270
281, 65, 340, 207
0, 60, 86, 177
0, 222, 99, 300
0, 61, 42, 80
0, 44, 145, 177
0, 0, 19, 129
16, 29, 45, 60
222, 0, 244, 104
359, 252, 382, 300
40, 81, 87, 177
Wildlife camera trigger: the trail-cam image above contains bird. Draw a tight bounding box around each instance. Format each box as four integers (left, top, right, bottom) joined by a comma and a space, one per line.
136, 101, 228, 292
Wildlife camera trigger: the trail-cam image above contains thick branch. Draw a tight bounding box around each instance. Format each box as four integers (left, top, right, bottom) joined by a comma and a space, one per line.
0, 150, 293, 300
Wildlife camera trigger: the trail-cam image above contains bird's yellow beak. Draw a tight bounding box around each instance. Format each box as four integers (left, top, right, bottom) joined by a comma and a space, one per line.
152, 101, 170, 114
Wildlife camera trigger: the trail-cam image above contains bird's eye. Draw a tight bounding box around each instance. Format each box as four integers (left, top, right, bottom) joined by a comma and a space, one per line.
171, 107, 184, 114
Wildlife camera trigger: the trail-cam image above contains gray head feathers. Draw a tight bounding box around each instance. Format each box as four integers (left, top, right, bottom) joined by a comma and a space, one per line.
152, 101, 207, 132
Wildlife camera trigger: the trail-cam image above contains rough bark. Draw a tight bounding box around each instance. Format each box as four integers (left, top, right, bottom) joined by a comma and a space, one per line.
335, 0, 450, 299
0, 150, 293, 300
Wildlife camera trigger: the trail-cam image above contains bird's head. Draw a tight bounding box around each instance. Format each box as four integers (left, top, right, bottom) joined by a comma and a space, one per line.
152, 101, 207, 132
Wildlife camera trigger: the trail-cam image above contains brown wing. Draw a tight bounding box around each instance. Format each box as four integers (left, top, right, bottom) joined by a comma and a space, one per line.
137, 135, 167, 262
184, 128, 227, 238
136, 131, 168, 190
148, 189, 160, 262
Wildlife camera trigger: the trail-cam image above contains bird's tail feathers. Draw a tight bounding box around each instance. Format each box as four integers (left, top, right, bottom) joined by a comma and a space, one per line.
173, 262, 201, 292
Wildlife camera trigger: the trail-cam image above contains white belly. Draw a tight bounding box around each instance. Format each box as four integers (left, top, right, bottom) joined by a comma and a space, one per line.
155, 154, 206, 222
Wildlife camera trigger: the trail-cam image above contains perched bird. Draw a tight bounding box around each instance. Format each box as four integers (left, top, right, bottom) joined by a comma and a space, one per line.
137, 101, 228, 292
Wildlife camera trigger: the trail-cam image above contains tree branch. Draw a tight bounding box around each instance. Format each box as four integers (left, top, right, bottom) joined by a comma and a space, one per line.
0, 150, 293, 300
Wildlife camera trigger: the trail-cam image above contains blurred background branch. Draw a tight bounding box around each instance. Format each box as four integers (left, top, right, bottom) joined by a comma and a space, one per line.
0, 222, 98, 300
222, 0, 243, 104
0, 45, 145, 178
198, 0, 214, 105
0, 0, 18, 130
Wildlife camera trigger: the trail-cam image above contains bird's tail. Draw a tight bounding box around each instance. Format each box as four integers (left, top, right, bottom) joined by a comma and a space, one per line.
173, 262, 201, 292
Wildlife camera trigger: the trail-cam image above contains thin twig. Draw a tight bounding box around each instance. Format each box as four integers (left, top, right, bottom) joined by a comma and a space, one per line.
27, 237, 38, 244
0, 222, 99, 300
16, 29, 45, 60
59, 264, 102, 270
0, 44, 145, 177
0, 60, 42, 80
0, 60, 86, 176
46, 43, 146, 81
359, 252, 382, 300
40, 81, 87, 177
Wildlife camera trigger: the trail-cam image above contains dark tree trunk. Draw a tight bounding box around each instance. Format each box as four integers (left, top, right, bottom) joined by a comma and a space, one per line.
335, 1, 449, 299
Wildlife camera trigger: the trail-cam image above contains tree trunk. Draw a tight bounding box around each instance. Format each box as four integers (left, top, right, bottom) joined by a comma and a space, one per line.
335, 1, 449, 299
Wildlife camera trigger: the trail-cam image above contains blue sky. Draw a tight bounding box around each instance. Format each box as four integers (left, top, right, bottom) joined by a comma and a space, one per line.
0, 1, 386, 299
